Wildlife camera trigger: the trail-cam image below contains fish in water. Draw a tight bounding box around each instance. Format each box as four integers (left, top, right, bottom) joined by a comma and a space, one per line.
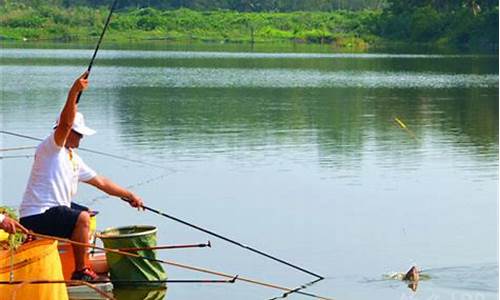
383, 266, 424, 292
384, 266, 427, 281
403, 266, 420, 292
403, 266, 420, 282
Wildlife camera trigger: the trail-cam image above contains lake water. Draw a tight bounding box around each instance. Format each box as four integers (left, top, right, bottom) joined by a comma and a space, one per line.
0, 42, 498, 300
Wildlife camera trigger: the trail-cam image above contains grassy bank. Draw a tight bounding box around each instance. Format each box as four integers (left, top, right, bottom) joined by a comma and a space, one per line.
0, 5, 378, 50
0, 3, 497, 51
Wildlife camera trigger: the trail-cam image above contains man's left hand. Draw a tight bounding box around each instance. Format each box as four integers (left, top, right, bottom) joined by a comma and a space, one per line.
127, 193, 144, 210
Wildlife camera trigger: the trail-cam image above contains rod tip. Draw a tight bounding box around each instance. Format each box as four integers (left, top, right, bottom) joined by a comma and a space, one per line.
230, 275, 239, 283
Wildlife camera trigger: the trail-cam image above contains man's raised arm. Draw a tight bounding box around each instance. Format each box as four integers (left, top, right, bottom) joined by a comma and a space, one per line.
54, 72, 89, 147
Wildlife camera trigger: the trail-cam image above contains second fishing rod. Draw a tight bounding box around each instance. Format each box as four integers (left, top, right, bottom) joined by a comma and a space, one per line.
121, 197, 324, 280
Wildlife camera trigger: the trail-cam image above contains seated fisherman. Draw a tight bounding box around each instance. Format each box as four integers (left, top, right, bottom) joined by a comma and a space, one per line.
19, 71, 144, 281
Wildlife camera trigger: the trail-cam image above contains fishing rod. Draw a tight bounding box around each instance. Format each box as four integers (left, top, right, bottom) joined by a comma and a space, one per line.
121, 197, 325, 280
84, 173, 169, 205
31, 232, 333, 300
76, 0, 119, 104
269, 277, 324, 300
0, 278, 235, 285
0, 130, 172, 171
5, 279, 115, 299
119, 241, 211, 252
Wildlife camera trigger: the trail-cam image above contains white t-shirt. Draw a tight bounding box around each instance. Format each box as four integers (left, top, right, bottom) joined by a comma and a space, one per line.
20, 133, 97, 218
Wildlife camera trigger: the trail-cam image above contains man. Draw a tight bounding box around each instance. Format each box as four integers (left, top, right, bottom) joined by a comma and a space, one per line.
0, 213, 28, 234
19, 72, 144, 281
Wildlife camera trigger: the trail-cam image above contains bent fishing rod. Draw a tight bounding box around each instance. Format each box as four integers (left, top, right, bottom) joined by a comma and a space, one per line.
121, 197, 324, 280
76, 0, 119, 104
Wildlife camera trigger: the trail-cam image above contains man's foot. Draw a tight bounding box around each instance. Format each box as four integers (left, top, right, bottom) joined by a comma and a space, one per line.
71, 267, 99, 282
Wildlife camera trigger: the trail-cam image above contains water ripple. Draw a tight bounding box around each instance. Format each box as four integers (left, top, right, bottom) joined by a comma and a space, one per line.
2, 48, 495, 59
1, 66, 497, 89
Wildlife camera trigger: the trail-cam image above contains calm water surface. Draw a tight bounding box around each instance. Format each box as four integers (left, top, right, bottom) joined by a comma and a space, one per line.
0, 43, 498, 300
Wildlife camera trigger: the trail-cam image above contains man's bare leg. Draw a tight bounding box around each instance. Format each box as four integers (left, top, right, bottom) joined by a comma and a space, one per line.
71, 211, 90, 271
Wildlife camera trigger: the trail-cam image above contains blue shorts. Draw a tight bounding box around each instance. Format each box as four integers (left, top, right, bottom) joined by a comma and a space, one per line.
20, 205, 83, 239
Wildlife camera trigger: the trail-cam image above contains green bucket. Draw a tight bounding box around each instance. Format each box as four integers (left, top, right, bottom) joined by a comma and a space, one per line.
97, 225, 167, 287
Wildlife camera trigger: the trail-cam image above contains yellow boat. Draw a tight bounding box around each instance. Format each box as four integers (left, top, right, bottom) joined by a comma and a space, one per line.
0, 210, 113, 300
0, 239, 69, 300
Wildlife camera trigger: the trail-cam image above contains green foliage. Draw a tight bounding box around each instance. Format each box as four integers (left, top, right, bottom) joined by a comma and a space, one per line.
377, 0, 499, 49
257, 26, 294, 39
296, 29, 332, 43
0, 5, 377, 48
0, 6, 46, 28
0, 206, 25, 250
0, 1, 497, 50
136, 9, 164, 30
409, 6, 443, 42
0, 206, 18, 220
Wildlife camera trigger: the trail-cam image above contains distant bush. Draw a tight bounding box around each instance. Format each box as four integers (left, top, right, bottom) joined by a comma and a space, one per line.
257, 26, 294, 39
296, 29, 333, 43
376, 1, 498, 49
1, 8, 46, 28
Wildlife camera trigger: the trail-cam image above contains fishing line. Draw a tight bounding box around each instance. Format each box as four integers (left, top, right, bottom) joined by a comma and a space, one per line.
0, 130, 174, 171
83, 172, 168, 205
0, 146, 36, 152
76, 0, 119, 104
0, 155, 34, 160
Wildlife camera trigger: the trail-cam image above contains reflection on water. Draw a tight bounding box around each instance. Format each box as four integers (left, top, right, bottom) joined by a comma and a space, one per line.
1, 45, 498, 300
113, 286, 167, 300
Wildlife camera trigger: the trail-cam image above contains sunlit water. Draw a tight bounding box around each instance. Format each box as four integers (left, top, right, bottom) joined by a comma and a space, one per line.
1, 44, 498, 300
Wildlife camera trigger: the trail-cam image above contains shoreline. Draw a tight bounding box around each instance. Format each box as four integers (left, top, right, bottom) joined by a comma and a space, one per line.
1, 39, 497, 55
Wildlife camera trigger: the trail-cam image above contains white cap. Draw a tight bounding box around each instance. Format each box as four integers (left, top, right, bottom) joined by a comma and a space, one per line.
54, 112, 96, 136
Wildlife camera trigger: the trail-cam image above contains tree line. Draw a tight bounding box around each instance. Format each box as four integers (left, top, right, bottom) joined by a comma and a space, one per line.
0, 0, 497, 50
378, 0, 498, 47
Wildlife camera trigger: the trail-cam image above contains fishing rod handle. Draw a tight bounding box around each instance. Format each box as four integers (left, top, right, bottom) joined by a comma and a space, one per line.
75, 68, 90, 104
76, 91, 83, 104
